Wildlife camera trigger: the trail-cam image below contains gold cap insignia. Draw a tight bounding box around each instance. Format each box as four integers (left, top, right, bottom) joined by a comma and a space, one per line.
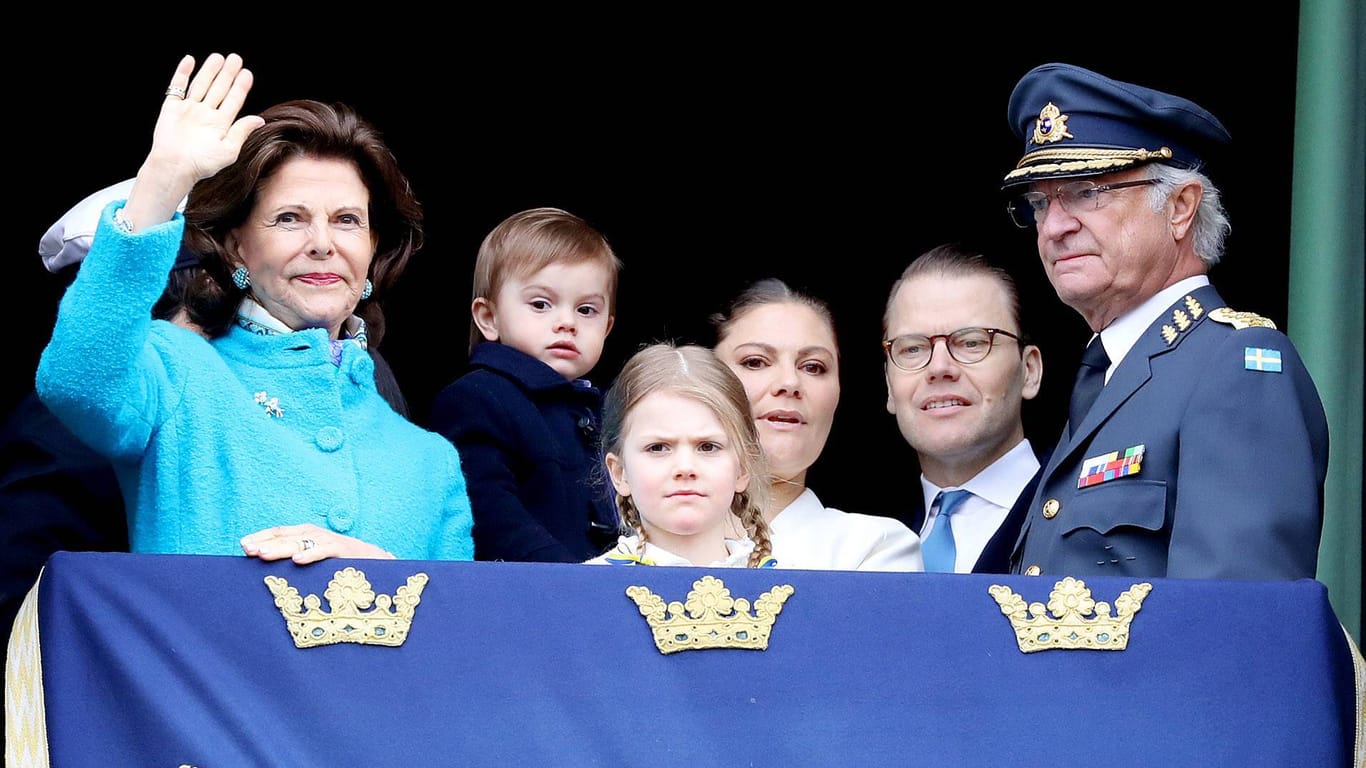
1209, 306, 1277, 330
989, 577, 1152, 653
264, 567, 429, 649
1031, 102, 1073, 145
626, 575, 794, 655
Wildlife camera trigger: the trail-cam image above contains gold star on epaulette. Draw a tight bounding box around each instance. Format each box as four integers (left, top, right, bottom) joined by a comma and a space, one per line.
1161, 325, 1178, 345
1184, 295, 1203, 318
1209, 307, 1277, 330
1173, 308, 1191, 331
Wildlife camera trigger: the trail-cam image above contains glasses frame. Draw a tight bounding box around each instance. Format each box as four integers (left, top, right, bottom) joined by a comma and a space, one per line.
882, 327, 1024, 372
1007, 178, 1162, 229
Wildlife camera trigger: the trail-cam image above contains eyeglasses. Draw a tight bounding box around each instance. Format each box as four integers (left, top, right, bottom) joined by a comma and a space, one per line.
1007, 178, 1161, 228
882, 327, 1023, 372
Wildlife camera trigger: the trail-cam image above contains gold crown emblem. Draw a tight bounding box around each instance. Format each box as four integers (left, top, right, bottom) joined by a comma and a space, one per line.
1031, 102, 1073, 145
626, 575, 794, 655
988, 577, 1152, 653
264, 567, 429, 649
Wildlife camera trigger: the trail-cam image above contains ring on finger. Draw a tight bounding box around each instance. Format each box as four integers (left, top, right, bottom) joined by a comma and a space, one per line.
165, 85, 187, 99
299, 537, 316, 552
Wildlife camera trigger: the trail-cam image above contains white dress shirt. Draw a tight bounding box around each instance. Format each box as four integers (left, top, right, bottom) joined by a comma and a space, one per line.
918, 439, 1039, 573
768, 489, 924, 572
584, 536, 755, 567
1093, 275, 1210, 382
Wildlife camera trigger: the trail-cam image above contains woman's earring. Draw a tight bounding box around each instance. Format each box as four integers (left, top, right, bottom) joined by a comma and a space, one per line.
360, 279, 373, 301
231, 266, 251, 290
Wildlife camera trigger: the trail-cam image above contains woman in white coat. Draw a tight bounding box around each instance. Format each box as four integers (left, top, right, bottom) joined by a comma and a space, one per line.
710, 279, 924, 572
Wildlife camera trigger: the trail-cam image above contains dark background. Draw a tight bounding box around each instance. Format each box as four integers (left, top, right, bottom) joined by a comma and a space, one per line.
9, 13, 1301, 521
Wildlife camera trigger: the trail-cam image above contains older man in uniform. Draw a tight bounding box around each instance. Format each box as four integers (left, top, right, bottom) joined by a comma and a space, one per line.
1001, 63, 1328, 580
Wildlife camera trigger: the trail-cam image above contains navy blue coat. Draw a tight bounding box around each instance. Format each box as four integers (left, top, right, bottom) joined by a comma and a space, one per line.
0, 392, 127, 650
1011, 285, 1329, 579
430, 344, 617, 562
973, 468, 1042, 574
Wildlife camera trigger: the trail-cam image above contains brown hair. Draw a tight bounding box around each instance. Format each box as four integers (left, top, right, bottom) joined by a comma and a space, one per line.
708, 277, 838, 357
882, 243, 1026, 338
601, 343, 773, 567
468, 207, 621, 353
181, 99, 423, 344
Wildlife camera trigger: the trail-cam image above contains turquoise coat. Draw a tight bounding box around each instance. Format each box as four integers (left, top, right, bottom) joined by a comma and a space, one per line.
36, 203, 473, 560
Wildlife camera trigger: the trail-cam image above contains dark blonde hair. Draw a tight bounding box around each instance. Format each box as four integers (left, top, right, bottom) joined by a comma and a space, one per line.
181, 99, 423, 344
601, 343, 773, 566
469, 207, 622, 353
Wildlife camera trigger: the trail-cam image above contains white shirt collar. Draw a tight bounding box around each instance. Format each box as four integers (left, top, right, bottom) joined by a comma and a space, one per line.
918, 438, 1039, 514
234, 298, 368, 364
606, 536, 756, 567
1095, 275, 1209, 381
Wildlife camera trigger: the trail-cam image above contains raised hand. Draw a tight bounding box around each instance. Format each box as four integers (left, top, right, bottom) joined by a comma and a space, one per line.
121, 53, 265, 231
153, 53, 262, 184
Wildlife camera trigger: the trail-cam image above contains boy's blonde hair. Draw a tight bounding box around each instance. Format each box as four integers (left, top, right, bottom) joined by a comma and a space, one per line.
469, 207, 622, 353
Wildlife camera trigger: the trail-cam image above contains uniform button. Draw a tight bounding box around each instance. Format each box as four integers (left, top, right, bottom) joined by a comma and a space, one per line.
315, 426, 344, 452
327, 507, 354, 533
1024, 564, 1042, 576
1042, 499, 1060, 519
576, 414, 596, 440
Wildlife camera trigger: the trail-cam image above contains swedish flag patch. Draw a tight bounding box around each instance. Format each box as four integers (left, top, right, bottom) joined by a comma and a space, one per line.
1244, 347, 1282, 373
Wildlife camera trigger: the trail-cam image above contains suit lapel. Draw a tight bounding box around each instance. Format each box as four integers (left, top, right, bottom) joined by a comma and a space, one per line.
1055, 285, 1224, 468
1013, 287, 1223, 570
973, 465, 1043, 573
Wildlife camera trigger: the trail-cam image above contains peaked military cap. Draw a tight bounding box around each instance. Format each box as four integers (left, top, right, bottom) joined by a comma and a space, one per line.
1002, 62, 1231, 188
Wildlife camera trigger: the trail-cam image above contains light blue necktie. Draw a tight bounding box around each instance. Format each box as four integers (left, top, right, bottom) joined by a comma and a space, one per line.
922, 489, 972, 573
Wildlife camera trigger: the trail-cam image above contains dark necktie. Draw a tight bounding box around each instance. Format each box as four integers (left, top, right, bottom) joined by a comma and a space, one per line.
922, 489, 972, 572
1068, 335, 1111, 437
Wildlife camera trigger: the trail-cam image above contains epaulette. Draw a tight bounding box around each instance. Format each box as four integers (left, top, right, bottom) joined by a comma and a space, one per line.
1208, 307, 1277, 330
1206, 307, 1285, 373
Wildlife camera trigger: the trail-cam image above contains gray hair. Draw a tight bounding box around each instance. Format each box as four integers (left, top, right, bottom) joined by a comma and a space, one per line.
1145, 164, 1230, 267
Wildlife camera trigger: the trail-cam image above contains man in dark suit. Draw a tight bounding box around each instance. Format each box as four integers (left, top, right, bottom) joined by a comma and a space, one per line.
881, 244, 1044, 573
1001, 63, 1329, 579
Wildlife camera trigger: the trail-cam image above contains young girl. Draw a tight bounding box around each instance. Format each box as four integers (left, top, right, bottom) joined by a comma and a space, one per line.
586, 344, 775, 567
